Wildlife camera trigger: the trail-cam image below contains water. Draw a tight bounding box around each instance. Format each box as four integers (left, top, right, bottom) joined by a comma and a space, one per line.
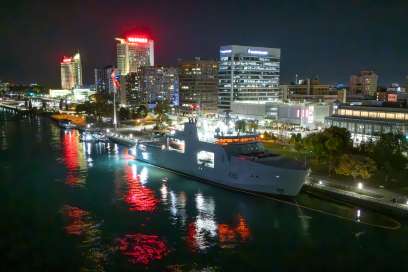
1, 108, 408, 271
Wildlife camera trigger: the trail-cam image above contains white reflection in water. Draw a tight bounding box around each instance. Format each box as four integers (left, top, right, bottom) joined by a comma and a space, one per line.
87, 142, 91, 155
140, 167, 148, 185
168, 190, 187, 226
160, 183, 168, 204
193, 193, 217, 250
132, 164, 137, 180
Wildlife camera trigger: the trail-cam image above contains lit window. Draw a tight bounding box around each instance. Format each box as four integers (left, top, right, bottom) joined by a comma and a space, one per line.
168, 139, 185, 153
197, 151, 215, 168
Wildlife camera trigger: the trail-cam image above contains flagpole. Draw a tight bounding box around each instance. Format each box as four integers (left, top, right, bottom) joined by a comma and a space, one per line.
111, 68, 119, 131
113, 90, 117, 130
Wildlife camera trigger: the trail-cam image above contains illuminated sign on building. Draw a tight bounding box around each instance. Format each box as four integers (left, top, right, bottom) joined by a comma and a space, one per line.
247, 49, 268, 55
127, 37, 148, 43
220, 49, 232, 54
388, 93, 398, 102
62, 57, 72, 63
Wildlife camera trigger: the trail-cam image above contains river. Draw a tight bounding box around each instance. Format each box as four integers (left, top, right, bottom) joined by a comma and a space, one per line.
0, 108, 407, 271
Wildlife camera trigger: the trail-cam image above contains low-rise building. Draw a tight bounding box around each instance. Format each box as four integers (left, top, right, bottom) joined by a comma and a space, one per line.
280, 78, 338, 103
230, 101, 331, 129
325, 105, 408, 143
349, 70, 378, 97
49, 89, 72, 98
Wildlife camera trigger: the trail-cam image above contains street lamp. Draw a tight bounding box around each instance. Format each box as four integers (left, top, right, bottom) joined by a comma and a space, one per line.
357, 182, 363, 190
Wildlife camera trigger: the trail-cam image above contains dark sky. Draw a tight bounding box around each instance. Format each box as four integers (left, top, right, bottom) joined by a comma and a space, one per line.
1, 0, 407, 87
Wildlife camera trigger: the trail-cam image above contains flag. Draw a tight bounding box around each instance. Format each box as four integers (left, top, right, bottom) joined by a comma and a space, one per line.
111, 69, 121, 92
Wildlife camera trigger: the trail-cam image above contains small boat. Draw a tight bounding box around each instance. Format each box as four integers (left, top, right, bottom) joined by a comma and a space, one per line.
58, 119, 77, 129
80, 130, 108, 142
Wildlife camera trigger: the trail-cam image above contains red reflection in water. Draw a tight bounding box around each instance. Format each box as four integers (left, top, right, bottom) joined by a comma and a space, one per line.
235, 215, 251, 241
62, 205, 89, 236
62, 131, 80, 186
187, 215, 251, 250
117, 234, 168, 265
186, 222, 198, 251
218, 215, 251, 244
124, 164, 158, 212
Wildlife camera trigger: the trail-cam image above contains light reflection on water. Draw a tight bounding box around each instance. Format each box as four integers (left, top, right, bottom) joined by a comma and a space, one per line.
123, 162, 159, 212
62, 205, 109, 272
1, 111, 405, 271
60, 130, 88, 187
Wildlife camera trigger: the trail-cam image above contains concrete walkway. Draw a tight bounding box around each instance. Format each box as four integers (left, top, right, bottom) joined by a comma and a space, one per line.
305, 175, 408, 217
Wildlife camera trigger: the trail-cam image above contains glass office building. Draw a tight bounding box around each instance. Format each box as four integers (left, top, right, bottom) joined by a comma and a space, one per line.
218, 45, 281, 111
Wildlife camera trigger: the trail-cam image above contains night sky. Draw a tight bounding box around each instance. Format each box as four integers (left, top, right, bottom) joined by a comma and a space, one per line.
1, 0, 407, 87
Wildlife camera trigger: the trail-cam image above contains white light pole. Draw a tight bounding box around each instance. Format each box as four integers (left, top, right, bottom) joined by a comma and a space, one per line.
111, 68, 120, 131
113, 90, 117, 130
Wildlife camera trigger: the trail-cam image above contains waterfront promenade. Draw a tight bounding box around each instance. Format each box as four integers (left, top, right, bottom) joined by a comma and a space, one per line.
305, 176, 408, 217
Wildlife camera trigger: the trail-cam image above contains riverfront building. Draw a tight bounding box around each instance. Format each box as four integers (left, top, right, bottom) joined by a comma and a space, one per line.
115, 35, 154, 76
325, 105, 408, 142
178, 58, 218, 113
218, 45, 281, 111
349, 70, 378, 97
60, 53, 82, 90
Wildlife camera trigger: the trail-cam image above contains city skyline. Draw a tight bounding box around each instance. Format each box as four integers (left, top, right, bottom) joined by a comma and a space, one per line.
1, 0, 408, 86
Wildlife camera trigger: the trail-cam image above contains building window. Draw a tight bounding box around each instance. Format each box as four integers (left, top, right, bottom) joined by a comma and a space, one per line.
386, 113, 395, 119
168, 139, 185, 153
360, 111, 369, 117
197, 151, 215, 168
352, 110, 361, 117
369, 112, 377, 119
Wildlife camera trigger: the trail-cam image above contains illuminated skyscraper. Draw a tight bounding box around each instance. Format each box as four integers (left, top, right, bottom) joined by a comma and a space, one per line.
179, 58, 218, 113
218, 45, 281, 111
115, 35, 154, 76
60, 53, 82, 89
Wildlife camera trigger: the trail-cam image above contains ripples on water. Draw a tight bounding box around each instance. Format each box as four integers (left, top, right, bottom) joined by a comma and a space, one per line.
1, 110, 406, 271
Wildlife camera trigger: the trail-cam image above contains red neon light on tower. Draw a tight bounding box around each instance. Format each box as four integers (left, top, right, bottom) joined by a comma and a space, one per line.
126, 36, 148, 43
62, 57, 72, 63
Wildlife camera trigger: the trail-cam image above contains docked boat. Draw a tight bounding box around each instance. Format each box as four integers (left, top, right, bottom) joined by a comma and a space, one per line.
80, 130, 108, 142
58, 119, 77, 129
130, 119, 308, 197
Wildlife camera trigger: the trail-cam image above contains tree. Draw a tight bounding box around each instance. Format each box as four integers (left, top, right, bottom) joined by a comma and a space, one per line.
136, 105, 148, 118
335, 154, 377, 180
119, 107, 130, 120
368, 133, 408, 182
155, 101, 171, 129
304, 127, 352, 175
247, 120, 258, 133
290, 133, 304, 152
235, 120, 246, 133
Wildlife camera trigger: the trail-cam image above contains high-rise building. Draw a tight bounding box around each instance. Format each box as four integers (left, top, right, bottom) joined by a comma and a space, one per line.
139, 66, 179, 106
115, 35, 154, 76
349, 70, 378, 96
178, 58, 218, 113
218, 45, 281, 111
60, 53, 82, 90
94, 65, 115, 93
